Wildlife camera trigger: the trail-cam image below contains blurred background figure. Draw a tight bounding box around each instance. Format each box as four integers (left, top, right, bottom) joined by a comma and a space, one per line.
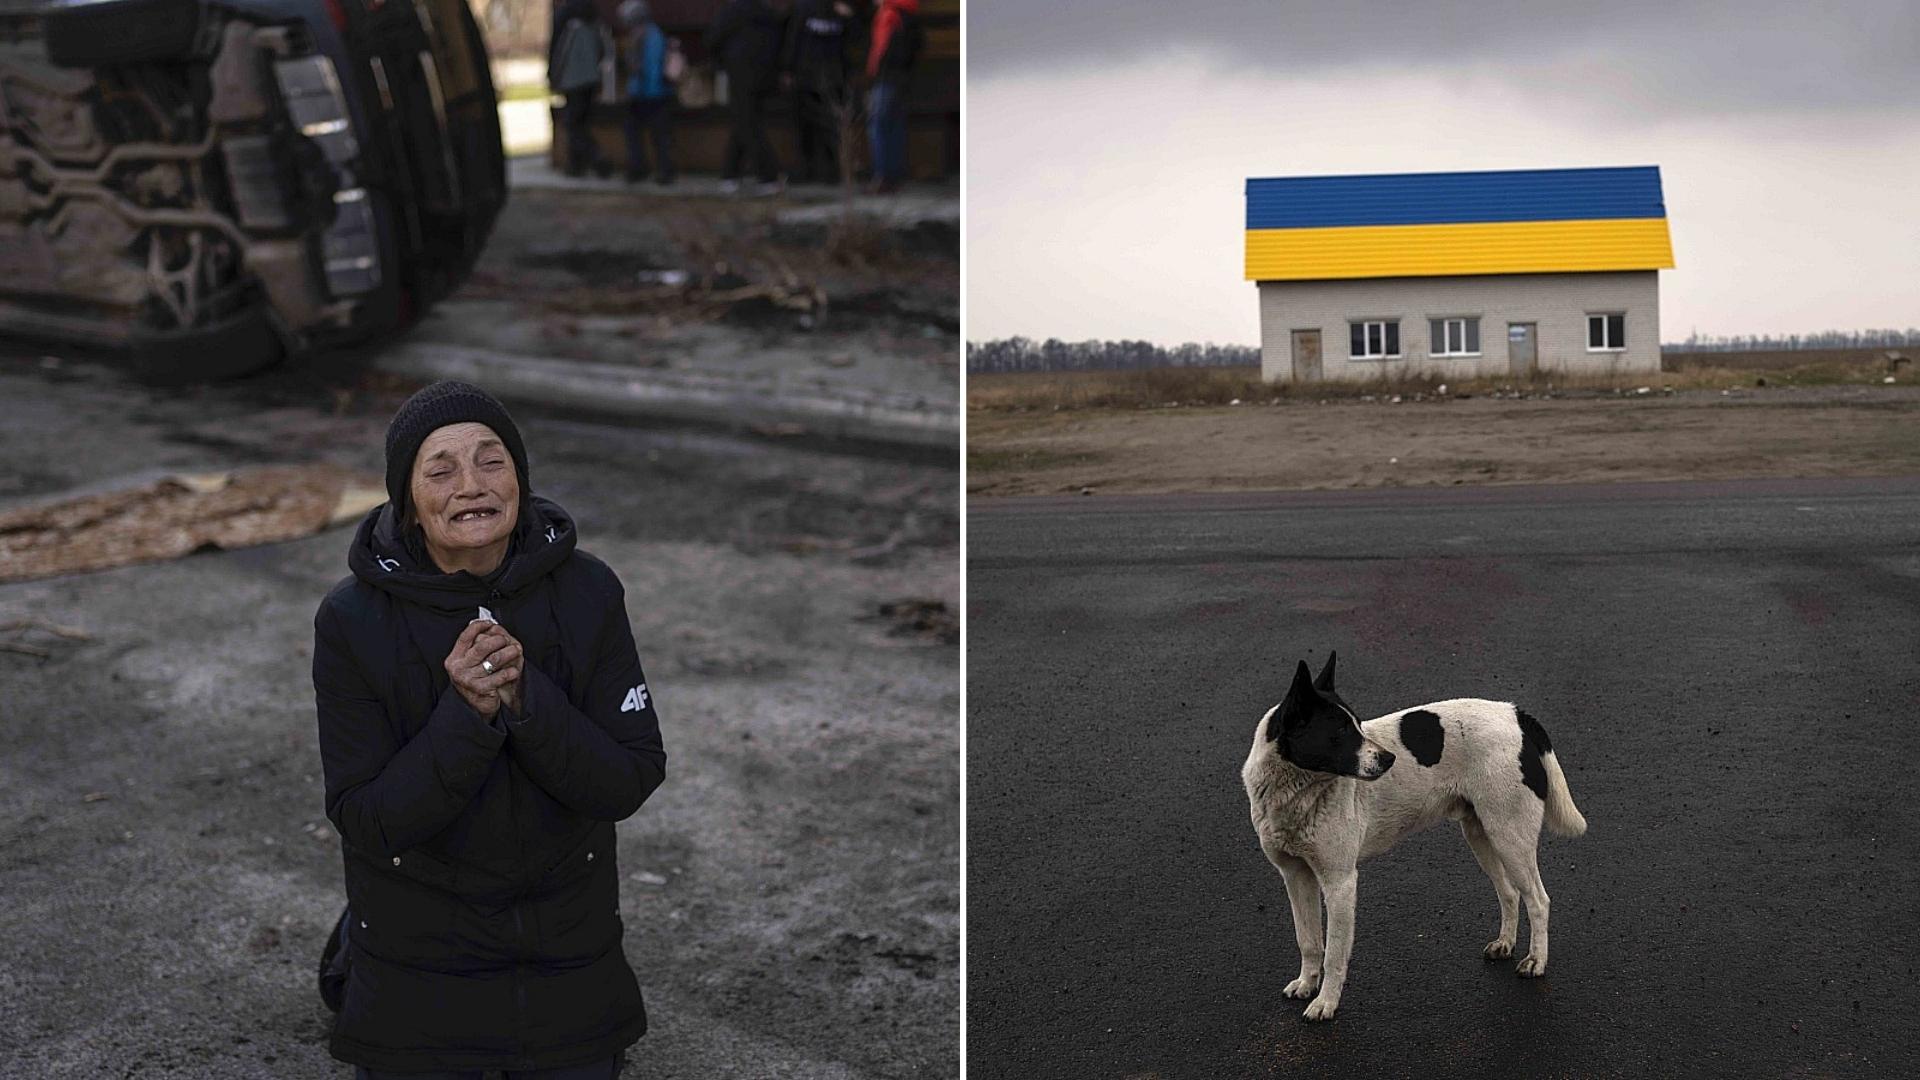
550, 0, 615, 177
783, 0, 859, 186
864, 0, 921, 194
705, 0, 787, 195
619, 0, 678, 184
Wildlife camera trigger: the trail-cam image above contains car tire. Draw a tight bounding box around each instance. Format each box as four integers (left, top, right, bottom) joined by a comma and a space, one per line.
44, 0, 208, 68
128, 302, 285, 385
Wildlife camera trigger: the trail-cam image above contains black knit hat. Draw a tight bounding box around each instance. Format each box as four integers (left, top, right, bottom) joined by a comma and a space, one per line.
384, 380, 530, 519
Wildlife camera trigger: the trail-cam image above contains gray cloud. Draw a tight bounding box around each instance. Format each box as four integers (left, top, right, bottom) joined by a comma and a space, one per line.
967, 1, 1920, 116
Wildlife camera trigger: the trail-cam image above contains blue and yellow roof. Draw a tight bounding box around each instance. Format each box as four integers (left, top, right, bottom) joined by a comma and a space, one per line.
1244, 166, 1674, 281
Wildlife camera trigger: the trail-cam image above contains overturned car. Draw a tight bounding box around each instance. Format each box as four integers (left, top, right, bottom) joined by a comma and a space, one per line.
0, 0, 505, 376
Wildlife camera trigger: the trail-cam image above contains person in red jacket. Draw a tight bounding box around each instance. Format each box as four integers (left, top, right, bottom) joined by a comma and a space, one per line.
863, 0, 921, 193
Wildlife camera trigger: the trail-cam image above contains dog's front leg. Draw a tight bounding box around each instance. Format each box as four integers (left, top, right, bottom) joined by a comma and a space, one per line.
1303, 867, 1357, 1021
1276, 857, 1324, 1000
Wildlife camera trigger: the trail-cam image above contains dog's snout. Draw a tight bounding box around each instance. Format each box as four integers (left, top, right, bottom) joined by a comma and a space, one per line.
1357, 747, 1395, 779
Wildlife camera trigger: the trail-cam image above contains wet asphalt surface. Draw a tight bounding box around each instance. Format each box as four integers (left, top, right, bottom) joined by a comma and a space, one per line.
966, 477, 1920, 1080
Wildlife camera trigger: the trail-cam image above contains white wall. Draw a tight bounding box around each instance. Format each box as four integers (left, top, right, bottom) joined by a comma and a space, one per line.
1257, 271, 1661, 382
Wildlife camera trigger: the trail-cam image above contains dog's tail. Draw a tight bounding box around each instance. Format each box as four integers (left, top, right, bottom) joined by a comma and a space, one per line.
1542, 750, 1587, 838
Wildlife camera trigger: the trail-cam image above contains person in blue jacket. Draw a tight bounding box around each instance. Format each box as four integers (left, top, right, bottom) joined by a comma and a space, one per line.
313, 381, 665, 1078
618, 0, 676, 184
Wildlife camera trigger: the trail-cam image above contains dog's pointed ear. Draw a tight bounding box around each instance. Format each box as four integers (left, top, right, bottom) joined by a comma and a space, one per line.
1314, 651, 1338, 692
1272, 660, 1317, 738
1288, 659, 1316, 701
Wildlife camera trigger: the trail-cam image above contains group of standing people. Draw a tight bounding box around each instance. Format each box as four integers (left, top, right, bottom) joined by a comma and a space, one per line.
549, 0, 681, 183
548, 0, 924, 193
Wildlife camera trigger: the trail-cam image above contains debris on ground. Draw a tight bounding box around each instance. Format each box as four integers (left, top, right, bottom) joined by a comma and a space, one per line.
751, 421, 810, 438
0, 615, 93, 658
849, 522, 914, 564
244, 926, 281, 955
867, 598, 958, 645
770, 198, 960, 256
530, 263, 831, 330
0, 464, 384, 583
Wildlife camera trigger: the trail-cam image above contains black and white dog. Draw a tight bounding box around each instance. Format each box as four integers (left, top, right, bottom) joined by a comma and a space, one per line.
1241, 653, 1587, 1020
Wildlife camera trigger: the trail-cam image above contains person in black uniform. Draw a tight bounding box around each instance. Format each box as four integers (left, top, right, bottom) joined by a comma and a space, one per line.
705, 0, 788, 193
783, 0, 859, 185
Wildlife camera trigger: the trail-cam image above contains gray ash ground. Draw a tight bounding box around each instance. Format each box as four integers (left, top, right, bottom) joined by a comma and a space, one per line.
0, 355, 958, 1079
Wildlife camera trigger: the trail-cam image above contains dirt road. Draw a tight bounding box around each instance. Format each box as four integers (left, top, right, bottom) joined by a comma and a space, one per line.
968, 386, 1920, 497
0, 358, 958, 1078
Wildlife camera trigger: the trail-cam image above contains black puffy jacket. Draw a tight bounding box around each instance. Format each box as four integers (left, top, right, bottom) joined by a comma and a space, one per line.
312, 495, 666, 1073
705, 0, 786, 84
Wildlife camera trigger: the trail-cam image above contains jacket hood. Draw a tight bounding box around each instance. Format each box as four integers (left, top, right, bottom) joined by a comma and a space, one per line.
349, 494, 578, 614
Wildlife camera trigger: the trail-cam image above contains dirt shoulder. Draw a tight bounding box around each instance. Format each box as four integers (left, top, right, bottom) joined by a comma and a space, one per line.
408, 188, 959, 424
383, 187, 960, 447
968, 385, 1920, 498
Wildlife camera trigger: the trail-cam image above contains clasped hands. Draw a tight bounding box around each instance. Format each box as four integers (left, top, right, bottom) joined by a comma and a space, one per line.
445, 619, 525, 721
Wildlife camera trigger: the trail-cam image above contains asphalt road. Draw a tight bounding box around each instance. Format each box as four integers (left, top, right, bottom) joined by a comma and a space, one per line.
967, 477, 1920, 1080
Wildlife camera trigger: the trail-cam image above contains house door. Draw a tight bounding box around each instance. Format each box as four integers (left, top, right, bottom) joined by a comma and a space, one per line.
1508, 323, 1536, 376
1291, 330, 1322, 381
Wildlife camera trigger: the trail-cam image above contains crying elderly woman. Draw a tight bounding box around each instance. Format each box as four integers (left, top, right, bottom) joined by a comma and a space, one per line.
311, 380, 665, 1079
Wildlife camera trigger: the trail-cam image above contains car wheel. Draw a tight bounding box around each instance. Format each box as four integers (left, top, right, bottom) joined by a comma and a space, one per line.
128, 302, 286, 385
43, 0, 208, 68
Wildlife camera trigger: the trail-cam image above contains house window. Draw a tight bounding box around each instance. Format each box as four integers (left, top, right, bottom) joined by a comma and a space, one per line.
1587, 313, 1626, 351
1348, 320, 1399, 359
1429, 317, 1480, 356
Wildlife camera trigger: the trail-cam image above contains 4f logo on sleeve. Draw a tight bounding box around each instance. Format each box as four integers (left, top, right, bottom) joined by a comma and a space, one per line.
620, 683, 650, 713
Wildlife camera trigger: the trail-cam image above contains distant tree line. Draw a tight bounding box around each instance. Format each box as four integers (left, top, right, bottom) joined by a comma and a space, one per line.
1665, 328, 1920, 353
967, 337, 1259, 373
969, 329, 1919, 372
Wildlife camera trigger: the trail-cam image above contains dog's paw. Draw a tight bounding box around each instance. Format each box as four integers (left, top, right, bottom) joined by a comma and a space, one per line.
1282, 972, 1322, 999
1483, 939, 1514, 961
1515, 955, 1548, 977
1301, 996, 1339, 1022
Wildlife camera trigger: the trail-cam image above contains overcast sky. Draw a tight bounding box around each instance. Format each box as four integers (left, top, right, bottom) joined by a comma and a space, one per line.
966, 1, 1920, 346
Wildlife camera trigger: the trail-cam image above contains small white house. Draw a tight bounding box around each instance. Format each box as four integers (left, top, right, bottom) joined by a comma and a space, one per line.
1244, 166, 1675, 382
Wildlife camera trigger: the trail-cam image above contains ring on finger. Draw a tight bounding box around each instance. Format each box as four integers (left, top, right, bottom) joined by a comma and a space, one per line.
482, 659, 495, 675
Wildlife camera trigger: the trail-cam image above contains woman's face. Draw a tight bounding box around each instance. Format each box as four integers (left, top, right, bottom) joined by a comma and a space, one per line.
409, 422, 521, 556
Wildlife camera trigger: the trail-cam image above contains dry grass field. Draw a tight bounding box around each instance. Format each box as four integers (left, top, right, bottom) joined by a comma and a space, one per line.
970, 349, 1911, 414
967, 351, 1920, 497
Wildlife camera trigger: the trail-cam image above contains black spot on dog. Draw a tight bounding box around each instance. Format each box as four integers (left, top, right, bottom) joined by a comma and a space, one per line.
1516, 709, 1552, 801
1399, 709, 1445, 767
